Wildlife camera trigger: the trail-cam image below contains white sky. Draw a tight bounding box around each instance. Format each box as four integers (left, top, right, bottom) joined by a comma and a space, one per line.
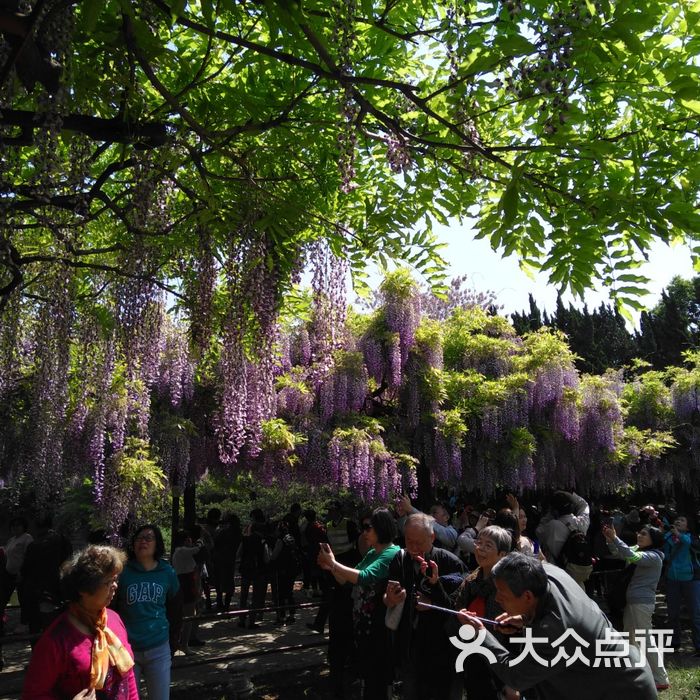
352, 221, 696, 328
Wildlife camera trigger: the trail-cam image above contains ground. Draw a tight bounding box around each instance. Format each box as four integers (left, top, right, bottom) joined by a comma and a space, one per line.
1, 590, 699, 699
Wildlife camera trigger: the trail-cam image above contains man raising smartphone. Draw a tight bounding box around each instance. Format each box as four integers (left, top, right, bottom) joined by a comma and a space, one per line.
383, 513, 465, 700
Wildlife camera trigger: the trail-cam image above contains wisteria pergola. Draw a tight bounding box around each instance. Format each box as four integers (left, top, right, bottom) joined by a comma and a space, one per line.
1, 1, 699, 527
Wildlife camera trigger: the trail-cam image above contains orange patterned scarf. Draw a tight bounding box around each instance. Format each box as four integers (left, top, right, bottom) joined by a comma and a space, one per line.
68, 604, 134, 690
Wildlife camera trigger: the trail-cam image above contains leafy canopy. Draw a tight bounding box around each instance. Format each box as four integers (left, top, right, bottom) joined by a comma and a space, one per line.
1, 0, 699, 313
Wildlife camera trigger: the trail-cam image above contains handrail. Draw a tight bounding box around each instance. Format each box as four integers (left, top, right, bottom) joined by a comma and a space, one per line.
0, 600, 322, 647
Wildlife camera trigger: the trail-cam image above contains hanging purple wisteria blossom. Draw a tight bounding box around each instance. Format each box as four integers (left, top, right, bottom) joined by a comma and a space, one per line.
308, 239, 349, 386
318, 351, 368, 423
579, 378, 622, 456
385, 133, 413, 173
671, 379, 700, 423
277, 375, 314, 419
156, 319, 194, 409
333, 0, 359, 192
527, 363, 579, 419
277, 333, 292, 374
22, 263, 74, 501
381, 270, 422, 372
360, 334, 384, 385
217, 343, 248, 465
325, 425, 406, 504
291, 327, 312, 367
421, 275, 500, 320
188, 227, 217, 355
216, 227, 282, 467
0, 290, 21, 402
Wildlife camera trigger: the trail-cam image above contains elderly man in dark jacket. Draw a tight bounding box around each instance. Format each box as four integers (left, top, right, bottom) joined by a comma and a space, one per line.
384, 513, 465, 700
457, 552, 657, 700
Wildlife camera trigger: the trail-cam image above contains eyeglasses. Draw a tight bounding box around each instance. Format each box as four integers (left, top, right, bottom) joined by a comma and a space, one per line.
100, 575, 119, 588
361, 523, 372, 531
135, 534, 156, 542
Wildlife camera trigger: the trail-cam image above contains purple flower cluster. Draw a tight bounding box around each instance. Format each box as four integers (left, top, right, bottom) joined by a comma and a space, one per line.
481, 392, 528, 443
297, 428, 328, 487
431, 425, 463, 485
383, 282, 422, 371
578, 379, 622, 457
326, 428, 405, 503
552, 391, 580, 441
0, 291, 21, 401
114, 245, 165, 445
360, 335, 384, 384
388, 334, 402, 388
291, 328, 312, 366
308, 240, 348, 388
216, 231, 280, 465
318, 355, 368, 423
671, 382, 700, 423
88, 413, 107, 505
188, 229, 217, 354
277, 333, 292, 373
528, 364, 577, 415
333, 0, 359, 193
421, 275, 501, 321
277, 382, 314, 418
385, 133, 413, 173
22, 263, 74, 501
156, 320, 194, 409
217, 343, 248, 465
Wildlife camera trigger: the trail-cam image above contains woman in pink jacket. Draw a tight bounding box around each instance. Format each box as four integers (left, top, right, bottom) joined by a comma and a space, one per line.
22, 545, 138, 700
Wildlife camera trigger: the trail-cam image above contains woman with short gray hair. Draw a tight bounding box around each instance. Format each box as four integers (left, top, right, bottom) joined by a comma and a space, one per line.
22, 545, 138, 699
450, 525, 516, 700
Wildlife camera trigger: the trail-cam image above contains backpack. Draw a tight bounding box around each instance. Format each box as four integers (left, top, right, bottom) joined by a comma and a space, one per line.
278, 533, 300, 574
605, 563, 637, 613
691, 534, 700, 580
558, 527, 593, 568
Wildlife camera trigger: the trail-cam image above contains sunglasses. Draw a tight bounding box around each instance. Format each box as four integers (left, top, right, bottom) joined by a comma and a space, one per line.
361, 523, 372, 531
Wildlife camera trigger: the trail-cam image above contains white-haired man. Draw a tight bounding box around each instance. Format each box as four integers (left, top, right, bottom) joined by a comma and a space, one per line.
384, 513, 465, 700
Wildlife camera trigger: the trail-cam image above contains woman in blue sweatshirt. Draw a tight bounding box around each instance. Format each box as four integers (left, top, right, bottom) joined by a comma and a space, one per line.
115, 524, 181, 700
663, 515, 700, 656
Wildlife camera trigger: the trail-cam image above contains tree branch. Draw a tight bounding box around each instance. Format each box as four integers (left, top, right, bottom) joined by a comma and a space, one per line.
0, 109, 169, 148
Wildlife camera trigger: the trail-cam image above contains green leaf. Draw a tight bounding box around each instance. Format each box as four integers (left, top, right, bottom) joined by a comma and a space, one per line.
679, 98, 700, 114
499, 171, 520, 230
613, 12, 657, 33
608, 23, 645, 54
360, 0, 374, 16
81, 0, 102, 31
170, 0, 187, 20
495, 33, 537, 57
201, 0, 214, 27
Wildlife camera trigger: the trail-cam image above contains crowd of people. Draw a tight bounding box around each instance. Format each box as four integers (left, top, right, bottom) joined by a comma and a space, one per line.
1, 492, 699, 699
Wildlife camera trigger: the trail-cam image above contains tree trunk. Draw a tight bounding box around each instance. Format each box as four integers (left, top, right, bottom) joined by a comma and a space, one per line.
170, 492, 180, 556
184, 482, 196, 530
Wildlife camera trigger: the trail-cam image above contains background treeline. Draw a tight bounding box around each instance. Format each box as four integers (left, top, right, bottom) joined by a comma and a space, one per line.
511, 275, 700, 374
